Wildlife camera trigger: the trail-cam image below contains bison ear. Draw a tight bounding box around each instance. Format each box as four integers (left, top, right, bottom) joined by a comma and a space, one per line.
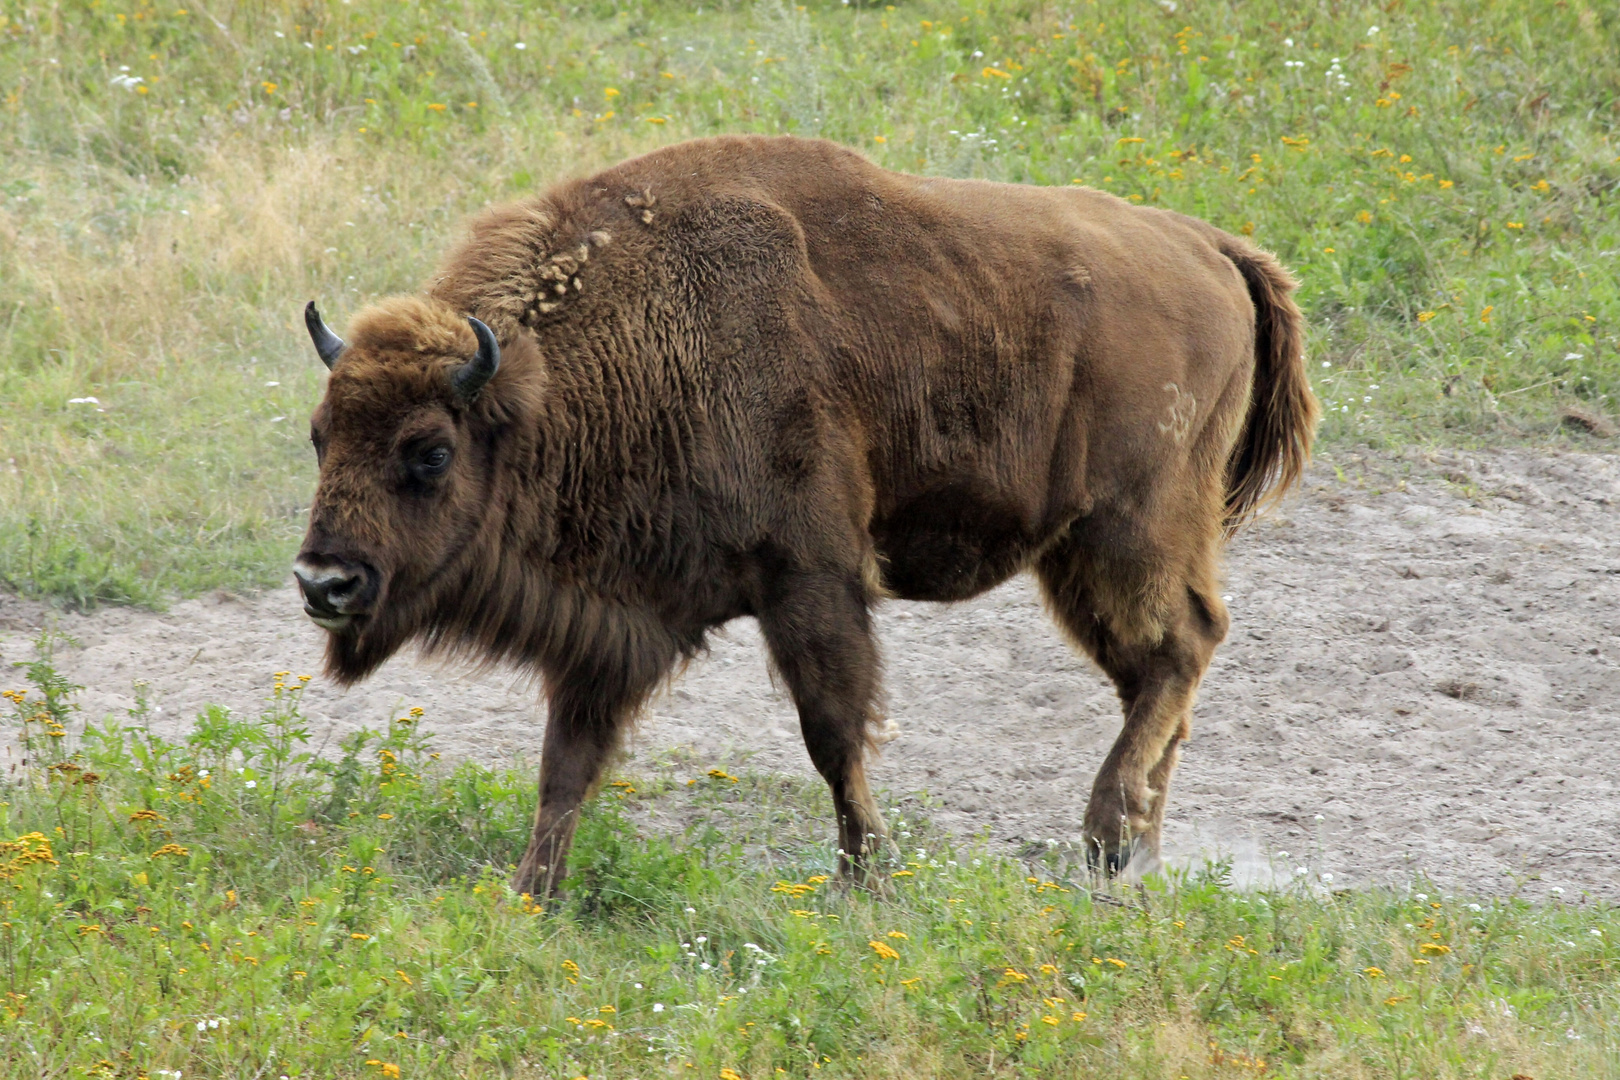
304, 301, 345, 369
453, 316, 501, 400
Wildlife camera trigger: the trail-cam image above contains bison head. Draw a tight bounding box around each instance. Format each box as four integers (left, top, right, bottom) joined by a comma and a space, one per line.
294, 297, 506, 683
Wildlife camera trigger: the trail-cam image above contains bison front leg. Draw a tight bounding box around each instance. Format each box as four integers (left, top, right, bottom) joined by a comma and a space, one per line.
758, 569, 892, 888
513, 678, 646, 900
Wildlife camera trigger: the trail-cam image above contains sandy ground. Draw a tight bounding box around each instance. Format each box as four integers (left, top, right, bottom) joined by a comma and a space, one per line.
3, 449, 1617, 901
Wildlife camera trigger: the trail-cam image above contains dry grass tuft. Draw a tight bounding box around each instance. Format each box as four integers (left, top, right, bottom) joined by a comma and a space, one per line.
1559, 405, 1617, 439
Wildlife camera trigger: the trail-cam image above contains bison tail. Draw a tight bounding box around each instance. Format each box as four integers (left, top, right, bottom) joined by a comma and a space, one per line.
1219, 240, 1320, 533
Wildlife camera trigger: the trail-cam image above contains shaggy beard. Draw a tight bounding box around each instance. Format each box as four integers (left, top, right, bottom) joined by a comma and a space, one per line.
318, 559, 516, 686
319, 576, 434, 686
322, 615, 409, 686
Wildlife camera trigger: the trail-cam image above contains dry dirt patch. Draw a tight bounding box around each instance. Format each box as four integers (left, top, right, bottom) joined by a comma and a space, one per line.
3, 449, 1617, 900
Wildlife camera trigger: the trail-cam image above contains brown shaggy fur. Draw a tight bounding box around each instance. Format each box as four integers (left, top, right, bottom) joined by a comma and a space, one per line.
295, 135, 1318, 895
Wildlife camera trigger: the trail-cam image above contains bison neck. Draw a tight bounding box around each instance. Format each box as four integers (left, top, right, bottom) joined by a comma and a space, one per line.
413, 348, 728, 682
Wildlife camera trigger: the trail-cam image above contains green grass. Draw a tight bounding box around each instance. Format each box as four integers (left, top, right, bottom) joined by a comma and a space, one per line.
1, 642, 1617, 1078
2, 0, 1618, 606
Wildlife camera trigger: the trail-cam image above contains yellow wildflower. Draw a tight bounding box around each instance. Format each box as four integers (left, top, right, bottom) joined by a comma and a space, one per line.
869, 940, 900, 961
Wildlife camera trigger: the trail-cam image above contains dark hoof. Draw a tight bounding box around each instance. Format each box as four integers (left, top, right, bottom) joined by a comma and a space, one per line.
1085, 837, 1135, 877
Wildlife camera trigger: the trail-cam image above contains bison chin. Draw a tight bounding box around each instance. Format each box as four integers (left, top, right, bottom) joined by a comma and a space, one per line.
320, 609, 414, 687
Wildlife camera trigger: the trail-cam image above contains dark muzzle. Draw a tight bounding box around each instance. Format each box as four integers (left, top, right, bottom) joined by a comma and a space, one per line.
292, 553, 379, 632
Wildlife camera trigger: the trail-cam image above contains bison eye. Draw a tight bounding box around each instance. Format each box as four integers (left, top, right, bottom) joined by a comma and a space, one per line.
413, 445, 452, 479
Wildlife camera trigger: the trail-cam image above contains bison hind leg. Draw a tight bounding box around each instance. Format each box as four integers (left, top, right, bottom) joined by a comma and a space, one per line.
1036, 523, 1229, 879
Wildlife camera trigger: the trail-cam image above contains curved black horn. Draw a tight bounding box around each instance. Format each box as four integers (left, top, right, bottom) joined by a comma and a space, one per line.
304, 301, 345, 369
453, 316, 501, 400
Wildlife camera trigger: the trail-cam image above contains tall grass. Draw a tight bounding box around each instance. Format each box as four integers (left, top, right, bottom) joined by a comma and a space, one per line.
1, 646, 1616, 1078
2, 0, 1617, 604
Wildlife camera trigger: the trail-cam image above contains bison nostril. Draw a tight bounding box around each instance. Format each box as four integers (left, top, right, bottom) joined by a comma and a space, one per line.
324, 574, 360, 601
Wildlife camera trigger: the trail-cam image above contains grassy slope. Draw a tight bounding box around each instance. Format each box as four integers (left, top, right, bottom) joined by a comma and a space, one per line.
0, 0, 1617, 606
1, 660, 1615, 1079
